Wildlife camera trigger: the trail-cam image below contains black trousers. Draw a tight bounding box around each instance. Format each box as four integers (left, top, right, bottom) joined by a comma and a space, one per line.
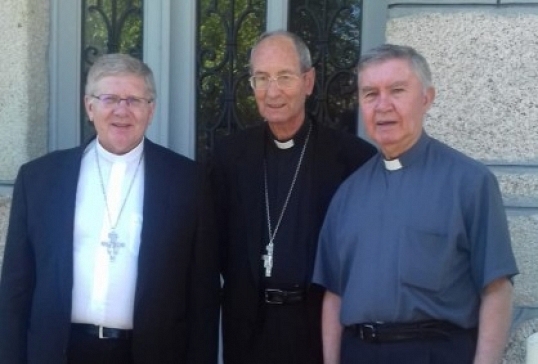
67, 327, 133, 364
341, 327, 477, 364
246, 303, 323, 364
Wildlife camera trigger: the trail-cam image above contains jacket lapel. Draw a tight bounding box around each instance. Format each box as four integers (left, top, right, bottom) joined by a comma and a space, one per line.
134, 139, 177, 308
57, 145, 87, 317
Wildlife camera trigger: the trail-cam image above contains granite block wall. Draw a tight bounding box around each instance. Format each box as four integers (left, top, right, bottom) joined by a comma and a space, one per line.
0, 0, 49, 274
0, 0, 49, 182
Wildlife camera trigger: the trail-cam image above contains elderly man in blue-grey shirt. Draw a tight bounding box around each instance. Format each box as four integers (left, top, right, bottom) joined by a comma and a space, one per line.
313, 44, 518, 364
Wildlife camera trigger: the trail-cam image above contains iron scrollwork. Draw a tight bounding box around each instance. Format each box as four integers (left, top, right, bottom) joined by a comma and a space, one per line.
289, 0, 362, 133
196, 0, 266, 161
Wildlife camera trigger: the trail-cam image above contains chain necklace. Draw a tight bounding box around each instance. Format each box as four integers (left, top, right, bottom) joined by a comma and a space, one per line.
95, 143, 143, 262
262, 122, 312, 277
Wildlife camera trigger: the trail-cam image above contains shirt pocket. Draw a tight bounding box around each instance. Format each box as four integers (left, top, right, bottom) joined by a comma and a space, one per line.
399, 227, 449, 293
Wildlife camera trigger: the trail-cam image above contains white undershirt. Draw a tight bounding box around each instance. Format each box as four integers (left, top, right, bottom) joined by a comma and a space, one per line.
71, 138, 145, 329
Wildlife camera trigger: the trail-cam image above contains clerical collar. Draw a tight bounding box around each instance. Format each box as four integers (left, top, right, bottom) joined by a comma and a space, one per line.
267, 119, 311, 150
95, 138, 145, 164
382, 132, 430, 171
274, 139, 294, 149
383, 159, 403, 171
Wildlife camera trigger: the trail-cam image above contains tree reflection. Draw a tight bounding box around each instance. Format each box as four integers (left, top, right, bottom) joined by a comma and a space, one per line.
289, 0, 362, 134
197, 0, 266, 160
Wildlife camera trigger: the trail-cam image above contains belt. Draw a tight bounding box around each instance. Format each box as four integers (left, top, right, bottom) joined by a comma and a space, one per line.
345, 320, 471, 343
264, 288, 306, 305
71, 323, 132, 340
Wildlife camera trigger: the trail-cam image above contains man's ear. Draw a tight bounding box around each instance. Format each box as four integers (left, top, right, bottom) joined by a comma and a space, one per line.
84, 95, 95, 121
423, 86, 436, 110
147, 101, 156, 125
304, 67, 316, 96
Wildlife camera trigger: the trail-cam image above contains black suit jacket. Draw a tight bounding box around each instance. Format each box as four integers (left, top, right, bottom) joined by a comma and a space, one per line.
0, 139, 220, 364
211, 121, 377, 363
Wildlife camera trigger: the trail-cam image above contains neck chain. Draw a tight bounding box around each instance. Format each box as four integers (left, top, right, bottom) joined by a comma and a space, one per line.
262, 122, 312, 277
95, 143, 144, 262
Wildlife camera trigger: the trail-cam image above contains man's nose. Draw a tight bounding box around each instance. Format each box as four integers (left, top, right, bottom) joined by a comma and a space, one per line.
113, 100, 131, 114
117, 98, 131, 107
266, 79, 281, 95
375, 93, 392, 111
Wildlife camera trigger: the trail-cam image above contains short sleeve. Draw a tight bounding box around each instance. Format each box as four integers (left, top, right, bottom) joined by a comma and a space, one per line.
312, 190, 344, 295
467, 170, 519, 290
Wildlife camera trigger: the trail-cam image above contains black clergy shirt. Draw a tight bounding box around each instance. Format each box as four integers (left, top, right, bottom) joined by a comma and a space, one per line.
263, 120, 314, 289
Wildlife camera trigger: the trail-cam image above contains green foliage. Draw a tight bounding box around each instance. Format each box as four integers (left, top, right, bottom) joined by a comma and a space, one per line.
83, 0, 143, 64
196, 0, 266, 159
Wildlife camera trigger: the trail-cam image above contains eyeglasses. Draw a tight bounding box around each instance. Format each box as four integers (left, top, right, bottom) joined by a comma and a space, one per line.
91, 94, 153, 108
249, 74, 302, 90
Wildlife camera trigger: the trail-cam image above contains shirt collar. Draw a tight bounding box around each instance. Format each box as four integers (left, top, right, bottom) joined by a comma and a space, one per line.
383, 132, 430, 171
266, 117, 311, 150
383, 158, 403, 171
274, 139, 294, 149
95, 138, 145, 164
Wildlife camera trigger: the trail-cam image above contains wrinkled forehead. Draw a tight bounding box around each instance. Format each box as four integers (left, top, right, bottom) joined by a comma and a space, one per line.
358, 58, 418, 86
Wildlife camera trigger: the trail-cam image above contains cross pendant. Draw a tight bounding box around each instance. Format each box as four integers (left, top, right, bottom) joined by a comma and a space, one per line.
101, 230, 125, 262
262, 241, 274, 277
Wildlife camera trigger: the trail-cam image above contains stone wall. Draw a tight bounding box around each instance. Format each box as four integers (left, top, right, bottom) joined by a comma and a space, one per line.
387, 7, 538, 363
0, 0, 49, 272
0, 0, 49, 182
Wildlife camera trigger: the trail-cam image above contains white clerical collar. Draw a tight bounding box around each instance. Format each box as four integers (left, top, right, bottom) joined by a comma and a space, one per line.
95, 138, 144, 163
383, 158, 403, 171
273, 139, 295, 149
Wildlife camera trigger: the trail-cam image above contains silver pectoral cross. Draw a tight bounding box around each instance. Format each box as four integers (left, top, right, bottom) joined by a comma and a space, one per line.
262, 241, 274, 277
101, 230, 125, 262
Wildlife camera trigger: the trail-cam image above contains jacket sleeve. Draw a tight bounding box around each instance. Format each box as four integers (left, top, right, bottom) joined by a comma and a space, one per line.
0, 165, 35, 363
186, 165, 221, 364
208, 140, 231, 278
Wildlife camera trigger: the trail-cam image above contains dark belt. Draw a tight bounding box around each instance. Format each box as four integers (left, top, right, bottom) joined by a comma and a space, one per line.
345, 320, 472, 343
71, 323, 132, 340
264, 288, 306, 305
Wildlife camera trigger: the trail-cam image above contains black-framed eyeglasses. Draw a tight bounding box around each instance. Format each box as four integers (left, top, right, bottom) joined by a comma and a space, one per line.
249, 74, 302, 90
91, 94, 153, 108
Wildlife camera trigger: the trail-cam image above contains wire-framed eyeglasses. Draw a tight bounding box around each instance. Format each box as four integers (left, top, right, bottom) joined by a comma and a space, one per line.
249, 73, 302, 90
91, 94, 153, 108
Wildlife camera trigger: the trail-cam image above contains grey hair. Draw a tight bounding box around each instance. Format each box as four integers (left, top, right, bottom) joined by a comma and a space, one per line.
249, 30, 312, 73
85, 53, 156, 100
358, 44, 432, 90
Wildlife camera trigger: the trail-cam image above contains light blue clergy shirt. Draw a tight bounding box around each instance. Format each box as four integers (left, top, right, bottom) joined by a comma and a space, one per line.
313, 132, 518, 328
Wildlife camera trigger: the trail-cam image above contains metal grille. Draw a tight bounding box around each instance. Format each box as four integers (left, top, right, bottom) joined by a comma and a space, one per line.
81, 0, 144, 143
196, 0, 266, 161
289, 0, 362, 134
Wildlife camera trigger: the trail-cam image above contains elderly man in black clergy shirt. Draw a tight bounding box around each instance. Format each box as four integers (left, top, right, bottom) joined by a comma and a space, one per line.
211, 30, 377, 364
0, 53, 220, 364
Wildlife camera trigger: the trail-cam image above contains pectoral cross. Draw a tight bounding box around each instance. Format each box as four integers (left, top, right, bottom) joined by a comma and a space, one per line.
101, 230, 125, 262
262, 241, 274, 277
